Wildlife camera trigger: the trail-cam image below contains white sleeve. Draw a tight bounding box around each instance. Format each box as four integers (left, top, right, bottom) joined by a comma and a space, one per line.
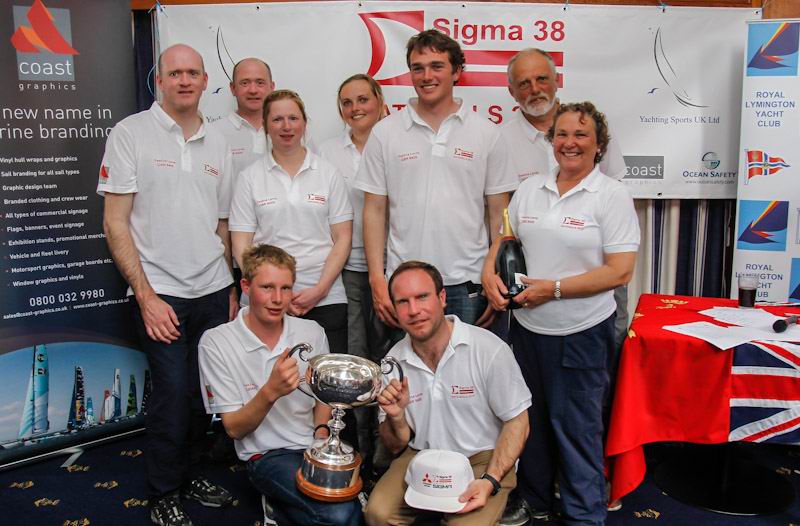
600, 183, 640, 253
353, 127, 387, 196
327, 166, 354, 225
198, 332, 243, 414
97, 123, 137, 196
485, 344, 532, 422
228, 168, 258, 233
598, 129, 627, 181
484, 127, 519, 196
217, 147, 233, 219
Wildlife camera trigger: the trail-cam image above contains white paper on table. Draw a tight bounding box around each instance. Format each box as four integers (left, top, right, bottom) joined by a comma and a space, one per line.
699, 307, 783, 328
662, 322, 770, 350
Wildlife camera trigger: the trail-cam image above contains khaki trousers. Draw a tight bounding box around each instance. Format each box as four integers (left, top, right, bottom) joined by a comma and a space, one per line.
364, 448, 516, 526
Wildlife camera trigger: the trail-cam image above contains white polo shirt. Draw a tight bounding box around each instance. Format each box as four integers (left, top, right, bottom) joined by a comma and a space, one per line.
97, 102, 233, 298
229, 151, 352, 306
319, 132, 367, 273
214, 112, 318, 177
380, 316, 532, 457
354, 99, 518, 286
509, 166, 639, 336
213, 113, 267, 178
501, 109, 627, 182
199, 308, 329, 459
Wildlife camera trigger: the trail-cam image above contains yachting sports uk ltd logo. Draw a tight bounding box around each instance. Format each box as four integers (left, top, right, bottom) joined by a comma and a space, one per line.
744, 149, 790, 184
746, 22, 799, 77
11, 0, 78, 82
357, 10, 563, 88
737, 200, 789, 252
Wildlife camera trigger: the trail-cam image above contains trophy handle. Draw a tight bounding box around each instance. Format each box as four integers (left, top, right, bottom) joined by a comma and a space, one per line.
288, 343, 316, 399
380, 356, 404, 383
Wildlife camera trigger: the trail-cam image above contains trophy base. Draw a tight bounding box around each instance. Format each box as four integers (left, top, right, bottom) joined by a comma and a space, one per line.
296, 449, 363, 502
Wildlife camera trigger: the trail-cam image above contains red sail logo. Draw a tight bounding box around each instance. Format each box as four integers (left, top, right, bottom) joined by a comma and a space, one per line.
11, 0, 78, 55
358, 10, 562, 87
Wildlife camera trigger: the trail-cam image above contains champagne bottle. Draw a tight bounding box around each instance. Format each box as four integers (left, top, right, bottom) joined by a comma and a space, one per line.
495, 208, 527, 309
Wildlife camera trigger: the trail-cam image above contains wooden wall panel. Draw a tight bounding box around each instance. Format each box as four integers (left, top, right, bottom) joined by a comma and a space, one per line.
131, 0, 761, 11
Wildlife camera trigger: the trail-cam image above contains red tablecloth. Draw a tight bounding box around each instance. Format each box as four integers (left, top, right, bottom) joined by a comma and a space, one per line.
605, 294, 800, 501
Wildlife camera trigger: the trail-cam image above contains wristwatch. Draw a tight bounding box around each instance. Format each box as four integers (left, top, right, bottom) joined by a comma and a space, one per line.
480, 473, 501, 496
554, 280, 562, 299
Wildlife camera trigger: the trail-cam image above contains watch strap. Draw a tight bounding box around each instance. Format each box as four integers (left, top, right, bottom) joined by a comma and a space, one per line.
480, 472, 501, 496
554, 280, 562, 299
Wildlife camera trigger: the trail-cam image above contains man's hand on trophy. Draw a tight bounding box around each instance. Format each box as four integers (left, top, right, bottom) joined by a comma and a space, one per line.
377, 377, 410, 418
266, 348, 300, 400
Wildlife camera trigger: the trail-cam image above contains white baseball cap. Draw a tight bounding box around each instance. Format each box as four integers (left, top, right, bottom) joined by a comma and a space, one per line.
404, 449, 474, 513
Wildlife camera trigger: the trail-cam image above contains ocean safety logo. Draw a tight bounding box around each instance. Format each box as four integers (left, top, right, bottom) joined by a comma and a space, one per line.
11, 0, 78, 81
746, 22, 800, 77
357, 10, 563, 88
737, 200, 789, 252
744, 149, 789, 184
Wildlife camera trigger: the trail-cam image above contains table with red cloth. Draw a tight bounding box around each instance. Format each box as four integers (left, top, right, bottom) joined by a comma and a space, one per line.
606, 293, 800, 502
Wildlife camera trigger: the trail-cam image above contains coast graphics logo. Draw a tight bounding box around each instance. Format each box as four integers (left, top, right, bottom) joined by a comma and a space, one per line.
737, 200, 789, 252
746, 22, 800, 77
745, 149, 790, 183
623, 156, 664, 180
653, 27, 707, 108
11, 0, 78, 82
702, 152, 720, 170
789, 258, 800, 302
357, 10, 564, 87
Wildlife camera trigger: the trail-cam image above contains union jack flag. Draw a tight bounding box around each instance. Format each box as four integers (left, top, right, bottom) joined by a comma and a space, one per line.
729, 340, 800, 443
745, 150, 790, 182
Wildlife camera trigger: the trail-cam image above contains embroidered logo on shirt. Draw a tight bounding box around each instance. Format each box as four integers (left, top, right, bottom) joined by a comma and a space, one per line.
398, 152, 420, 162
408, 392, 423, 404
306, 193, 327, 204
453, 147, 474, 161
450, 385, 475, 397
205, 385, 214, 402
231, 147, 246, 156
204, 163, 220, 177
520, 215, 538, 224
561, 216, 586, 229
256, 197, 278, 206
154, 159, 176, 168
99, 165, 109, 181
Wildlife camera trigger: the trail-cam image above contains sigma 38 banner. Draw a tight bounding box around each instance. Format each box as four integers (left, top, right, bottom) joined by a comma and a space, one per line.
157, 1, 758, 199
732, 20, 800, 304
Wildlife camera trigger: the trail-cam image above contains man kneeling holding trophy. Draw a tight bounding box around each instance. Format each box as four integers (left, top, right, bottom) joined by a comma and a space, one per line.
365, 261, 532, 526
198, 244, 363, 526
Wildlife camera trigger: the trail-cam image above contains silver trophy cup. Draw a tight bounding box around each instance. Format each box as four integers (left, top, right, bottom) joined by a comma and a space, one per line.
288, 343, 403, 502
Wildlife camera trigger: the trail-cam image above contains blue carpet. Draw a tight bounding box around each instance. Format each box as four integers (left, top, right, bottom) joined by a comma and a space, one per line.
0, 437, 797, 525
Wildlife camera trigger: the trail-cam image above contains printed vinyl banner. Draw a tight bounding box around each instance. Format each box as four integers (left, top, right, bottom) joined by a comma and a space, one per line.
157, 1, 758, 198
732, 20, 800, 304
0, 0, 142, 462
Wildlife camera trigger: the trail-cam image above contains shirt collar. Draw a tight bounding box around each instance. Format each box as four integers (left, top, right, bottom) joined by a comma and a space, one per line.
514, 110, 548, 143
341, 130, 357, 151
542, 164, 604, 194
402, 98, 467, 131
228, 112, 262, 132
236, 307, 294, 357
150, 101, 206, 140
393, 315, 470, 372
265, 149, 317, 174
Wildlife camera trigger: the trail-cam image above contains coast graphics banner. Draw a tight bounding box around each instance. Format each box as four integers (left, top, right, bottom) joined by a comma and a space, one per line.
732, 20, 800, 303
0, 0, 142, 462
156, 1, 757, 198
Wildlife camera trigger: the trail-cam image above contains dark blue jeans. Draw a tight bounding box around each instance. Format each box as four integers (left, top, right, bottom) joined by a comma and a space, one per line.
247, 449, 364, 526
444, 281, 488, 326
132, 286, 230, 498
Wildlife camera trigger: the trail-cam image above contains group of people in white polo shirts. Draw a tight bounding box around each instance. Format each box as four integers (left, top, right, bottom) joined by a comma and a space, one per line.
100, 23, 637, 526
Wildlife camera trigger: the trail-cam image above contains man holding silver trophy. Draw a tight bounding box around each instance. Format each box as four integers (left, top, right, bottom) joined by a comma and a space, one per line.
364, 261, 533, 525
198, 244, 363, 526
